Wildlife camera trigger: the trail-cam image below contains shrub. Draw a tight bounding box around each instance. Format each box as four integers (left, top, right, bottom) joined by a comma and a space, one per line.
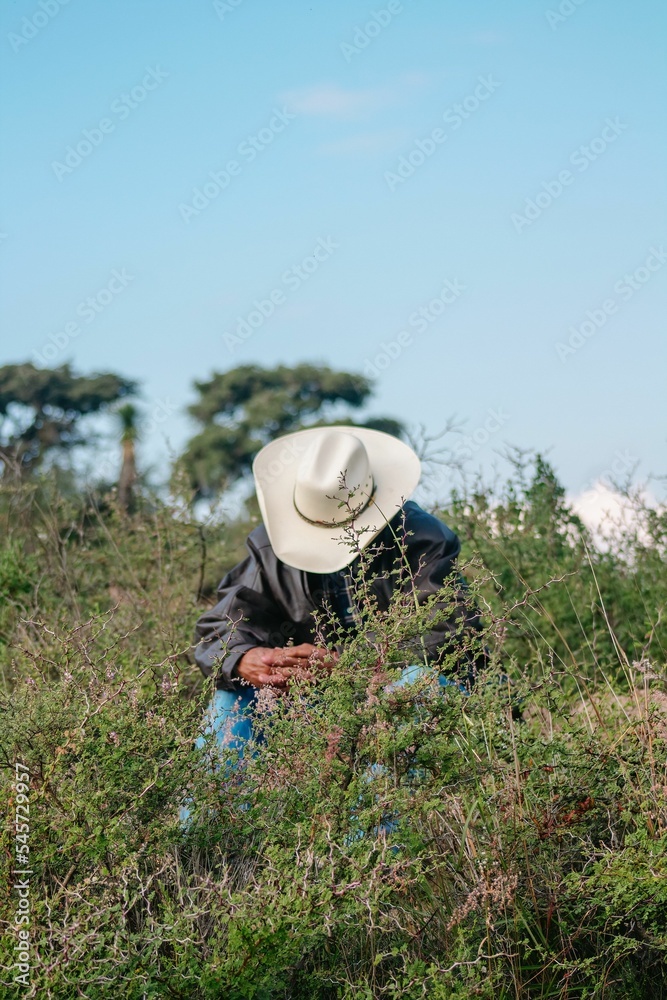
0, 460, 666, 998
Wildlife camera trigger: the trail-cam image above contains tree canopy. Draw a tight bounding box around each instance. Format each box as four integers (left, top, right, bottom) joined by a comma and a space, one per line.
179, 363, 404, 497
0, 362, 136, 477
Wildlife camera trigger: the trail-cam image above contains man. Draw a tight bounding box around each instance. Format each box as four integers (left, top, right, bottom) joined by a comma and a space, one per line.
192, 426, 485, 752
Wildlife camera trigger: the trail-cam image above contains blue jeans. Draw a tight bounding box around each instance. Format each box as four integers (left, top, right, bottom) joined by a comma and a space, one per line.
195, 684, 259, 756
179, 665, 467, 828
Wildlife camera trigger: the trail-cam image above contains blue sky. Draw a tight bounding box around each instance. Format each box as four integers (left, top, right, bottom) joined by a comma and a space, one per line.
1, 0, 665, 498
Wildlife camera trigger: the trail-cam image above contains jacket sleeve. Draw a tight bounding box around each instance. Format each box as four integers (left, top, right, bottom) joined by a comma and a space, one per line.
400, 521, 487, 683
193, 539, 290, 691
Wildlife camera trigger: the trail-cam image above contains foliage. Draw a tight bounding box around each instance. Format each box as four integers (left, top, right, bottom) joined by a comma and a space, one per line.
178, 364, 404, 498
440, 453, 667, 685
0, 458, 666, 999
0, 362, 136, 478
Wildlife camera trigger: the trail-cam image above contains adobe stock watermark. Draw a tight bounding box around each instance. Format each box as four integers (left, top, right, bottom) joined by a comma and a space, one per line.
143, 396, 178, 436
555, 245, 666, 362
223, 236, 339, 351
384, 75, 501, 192
423, 408, 511, 496
545, 0, 588, 30
179, 107, 296, 223
8, 0, 73, 53
12, 761, 32, 989
452, 408, 511, 463
213, 0, 246, 20
32, 268, 134, 365
51, 66, 169, 180
364, 279, 466, 376
593, 449, 637, 492
256, 436, 310, 489
340, 0, 406, 62
511, 117, 627, 233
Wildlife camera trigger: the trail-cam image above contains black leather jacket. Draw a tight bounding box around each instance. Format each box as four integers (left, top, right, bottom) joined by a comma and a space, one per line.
194, 501, 485, 691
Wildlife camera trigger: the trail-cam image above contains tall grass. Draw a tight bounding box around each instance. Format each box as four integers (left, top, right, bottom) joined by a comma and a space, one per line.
1, 460, 666, 998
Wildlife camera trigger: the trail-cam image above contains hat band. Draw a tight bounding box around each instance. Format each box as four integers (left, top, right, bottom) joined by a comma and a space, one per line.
292, 480, 376, 529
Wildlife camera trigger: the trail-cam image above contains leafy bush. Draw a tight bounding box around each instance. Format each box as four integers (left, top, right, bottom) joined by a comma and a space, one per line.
0, 459, 666, 999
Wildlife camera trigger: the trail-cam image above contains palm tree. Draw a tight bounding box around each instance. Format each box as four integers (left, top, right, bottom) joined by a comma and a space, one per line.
117, 403, 138, 512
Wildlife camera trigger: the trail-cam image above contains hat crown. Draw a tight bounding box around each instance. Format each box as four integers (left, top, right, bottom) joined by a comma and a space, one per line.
293, 430, 373, 526
252, 424, 421, 572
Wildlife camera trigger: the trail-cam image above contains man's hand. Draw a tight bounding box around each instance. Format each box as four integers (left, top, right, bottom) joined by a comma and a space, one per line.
235, 643, 338, 689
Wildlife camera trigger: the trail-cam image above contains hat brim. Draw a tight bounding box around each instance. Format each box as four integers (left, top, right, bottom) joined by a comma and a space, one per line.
252, 426, 421, 573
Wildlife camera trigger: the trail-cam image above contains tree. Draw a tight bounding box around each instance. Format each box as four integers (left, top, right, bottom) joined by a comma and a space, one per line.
117, 403, 139, 513
0, 363, 137, 479
178, 363, 404, 497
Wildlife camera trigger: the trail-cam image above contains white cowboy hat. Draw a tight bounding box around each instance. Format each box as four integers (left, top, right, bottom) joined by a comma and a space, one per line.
252, 425, 421, 573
